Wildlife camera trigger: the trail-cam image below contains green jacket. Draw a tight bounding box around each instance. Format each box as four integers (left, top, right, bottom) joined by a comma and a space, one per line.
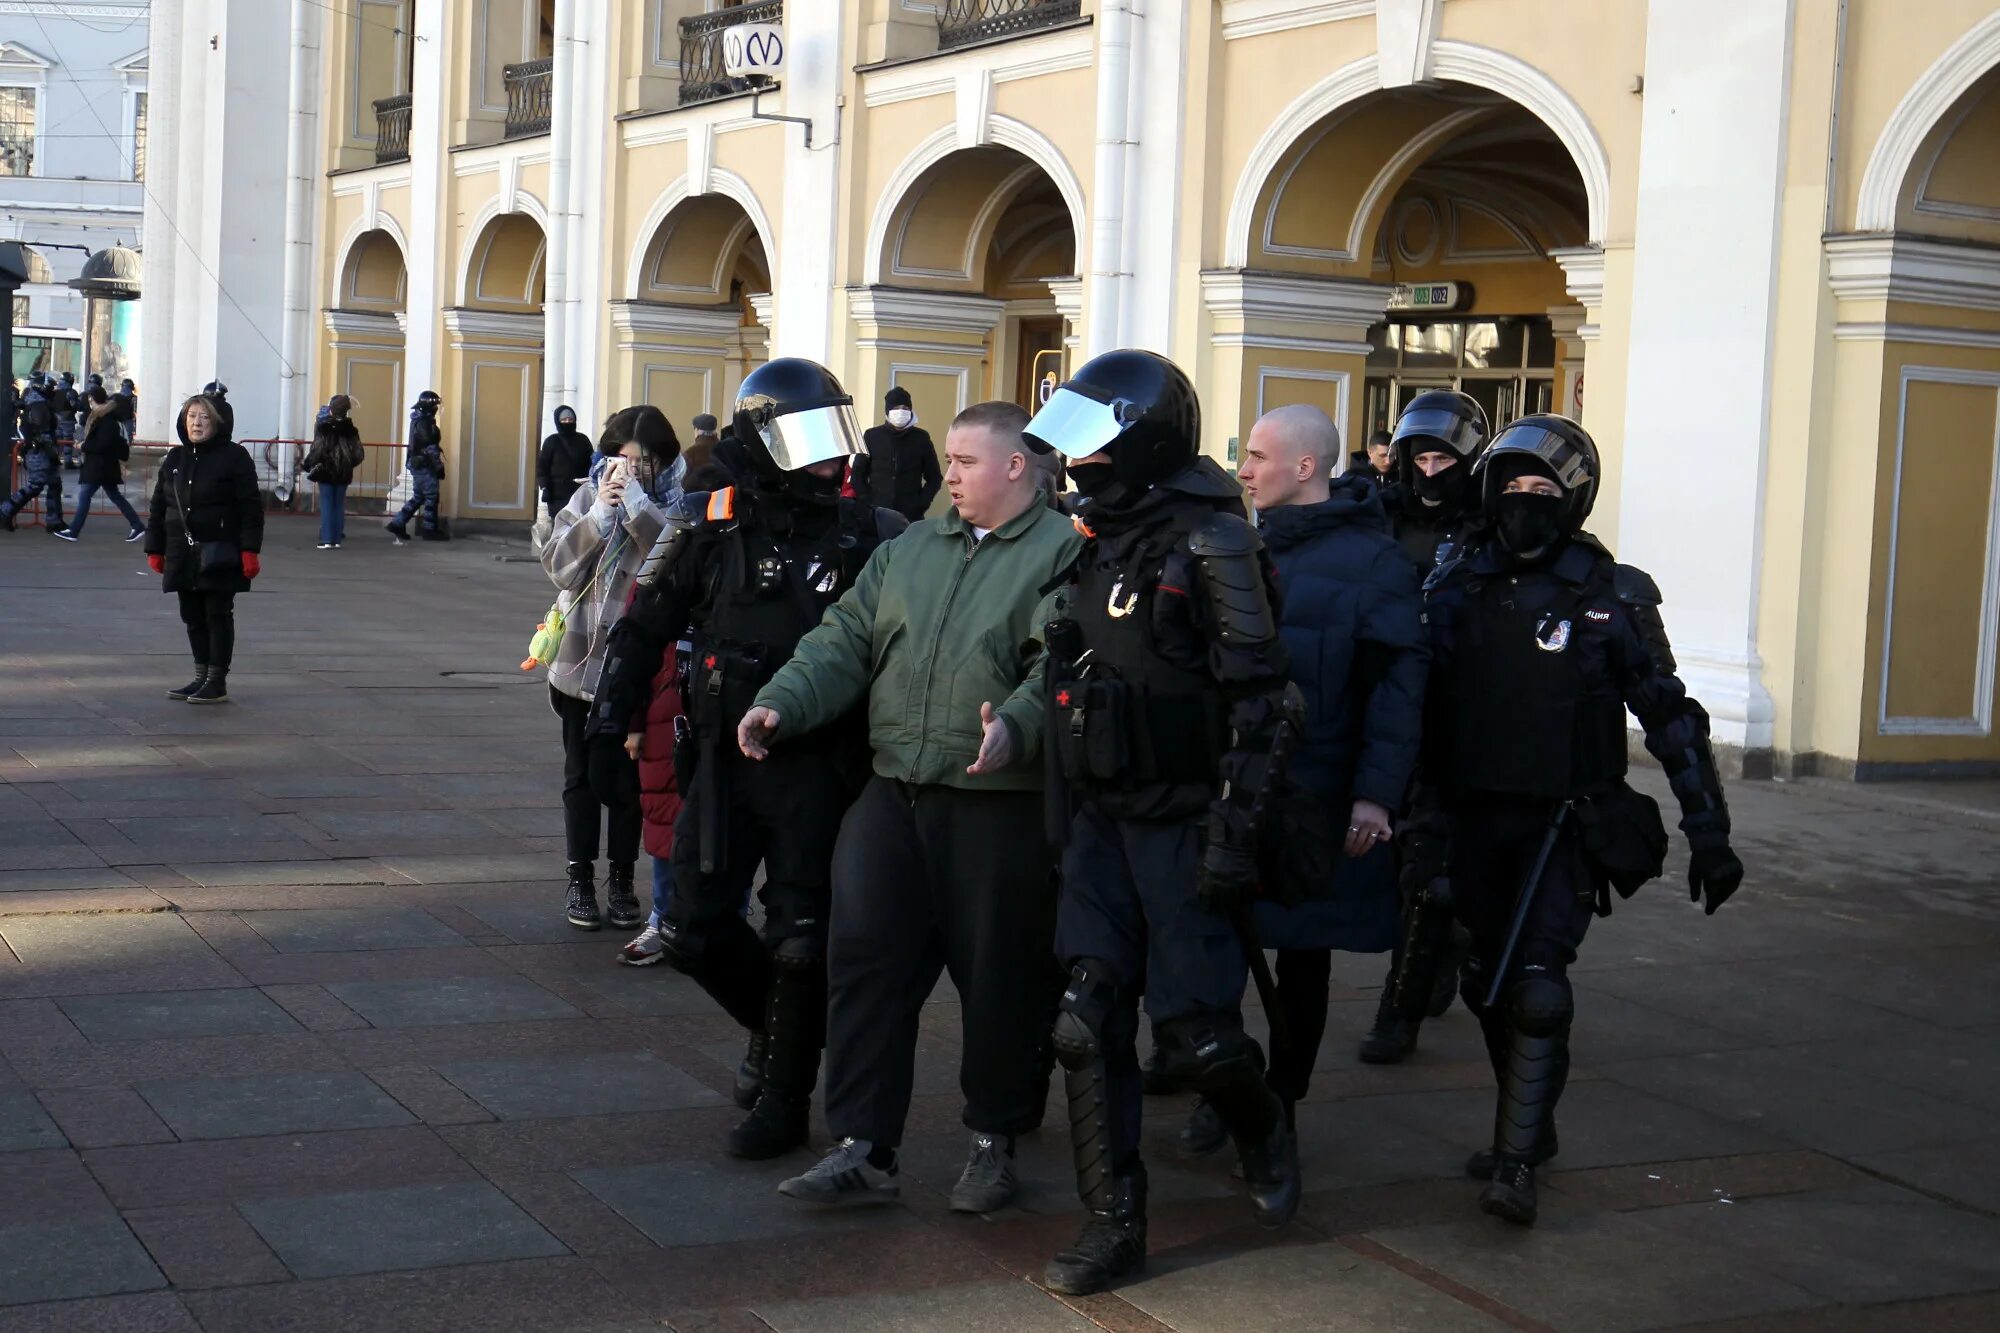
753, 499, 1084, 792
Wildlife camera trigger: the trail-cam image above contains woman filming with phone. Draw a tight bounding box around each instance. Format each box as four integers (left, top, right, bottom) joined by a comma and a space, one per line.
540, 406, 685, 932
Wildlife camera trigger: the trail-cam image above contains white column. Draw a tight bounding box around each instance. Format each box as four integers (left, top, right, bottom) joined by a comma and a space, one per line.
1121, 0, 1189, 354
401, 0, 447, 418
1084, 0, 1132, 356
1616, 2, 1789, 753
543, 0, 576, 428
275, 0, 322, 476
137, 0, 182, 438
771, 2, 845, 362
565, 0, 613, 429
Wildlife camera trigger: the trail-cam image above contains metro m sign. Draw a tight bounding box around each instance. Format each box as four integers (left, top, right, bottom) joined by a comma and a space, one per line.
723, 24, 785, 80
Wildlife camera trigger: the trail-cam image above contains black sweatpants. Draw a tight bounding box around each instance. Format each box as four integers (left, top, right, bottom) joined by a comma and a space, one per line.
552, 685, 640, 867
177, 590, 237, 670
823, 776, 1061, 1149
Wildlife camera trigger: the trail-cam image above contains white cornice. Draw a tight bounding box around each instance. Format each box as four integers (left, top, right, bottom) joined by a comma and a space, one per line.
746, 292, 775, 329
621, 107, 765, 151
0, 4, 145, 18
1549, 246, 1606, 308
1221, 0, 1376, 40
848, 286, 1006, 334
1824, 234, 2000, 313
323, 308, 405, 338
861, 22, 1094, 109
609, 300, 744, 339
1199, 268, 1394, 329
1834, 321, 2000, 350
442, 307, 543, 344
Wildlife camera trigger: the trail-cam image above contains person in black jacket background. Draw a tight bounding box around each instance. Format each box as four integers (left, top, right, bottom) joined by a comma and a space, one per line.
1, 377, 63, 532
303, 395, 366, 549
56, 386, 144, 542
537, 404, 593, 518
861, 386, 941, 522
146, 392, 265, 705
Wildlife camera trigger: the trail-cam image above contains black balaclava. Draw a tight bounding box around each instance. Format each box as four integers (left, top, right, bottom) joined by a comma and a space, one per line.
1490, 456, 1566, 562
1068, 458, 1131, 511
554, 406, 577, 436
1411, 453, 1472, 511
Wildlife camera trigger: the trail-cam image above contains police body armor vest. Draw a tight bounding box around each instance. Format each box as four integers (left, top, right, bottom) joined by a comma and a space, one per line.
1446, 566, 1628, 801
1053, 504, 1227, 800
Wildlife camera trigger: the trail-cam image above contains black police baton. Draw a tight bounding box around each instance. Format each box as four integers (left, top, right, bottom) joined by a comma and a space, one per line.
1234, 685, 1310, 1058
1482, 800, 1571, 1012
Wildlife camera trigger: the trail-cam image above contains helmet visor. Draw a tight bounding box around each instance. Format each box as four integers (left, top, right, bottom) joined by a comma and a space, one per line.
1391, 407, 1478, 457
1485, 426, 1593, 491
1024, 385, 1131, 460
760, 402, 865, 472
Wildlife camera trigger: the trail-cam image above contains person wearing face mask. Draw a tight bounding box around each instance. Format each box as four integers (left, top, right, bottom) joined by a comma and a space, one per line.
541, 406, 686, 934
387, 391, 447, 541
1356, 390, 1492, 1066
1415, 413, 1743, 1228
585, 360, 907, 1163
862, 386, 943, 523
537, 404, 595, 521
1025, 350, 1304, 1295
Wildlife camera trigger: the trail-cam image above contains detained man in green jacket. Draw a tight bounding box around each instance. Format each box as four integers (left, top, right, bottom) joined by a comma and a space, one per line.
739, 400, 1083, 1214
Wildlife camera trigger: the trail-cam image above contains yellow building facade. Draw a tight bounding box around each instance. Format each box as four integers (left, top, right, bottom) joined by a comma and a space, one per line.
293, 0, 2000, 780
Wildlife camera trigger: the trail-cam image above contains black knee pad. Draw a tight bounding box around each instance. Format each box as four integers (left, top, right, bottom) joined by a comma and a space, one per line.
770, 933, 824, 973
1053, 959, 1116, 1071
1506, 973, 1572, 1037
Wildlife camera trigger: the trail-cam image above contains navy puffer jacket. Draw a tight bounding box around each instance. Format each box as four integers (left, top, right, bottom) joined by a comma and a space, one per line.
1252, 477, 1430, 953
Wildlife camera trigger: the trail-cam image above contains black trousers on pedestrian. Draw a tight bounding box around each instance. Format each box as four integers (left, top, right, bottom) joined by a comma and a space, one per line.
823, 776, 1062, 1149
1269, 948, 1333, 1103
177, 590, 237, 670
552, 686, 640, 867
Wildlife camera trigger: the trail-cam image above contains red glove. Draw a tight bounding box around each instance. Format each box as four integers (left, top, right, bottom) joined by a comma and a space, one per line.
147, 554, 164, 575
241, 552, 261, 580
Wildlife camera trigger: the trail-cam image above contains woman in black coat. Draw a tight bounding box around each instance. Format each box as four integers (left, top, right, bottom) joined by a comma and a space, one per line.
57, 386, 145, 542
145, 393, 265, 704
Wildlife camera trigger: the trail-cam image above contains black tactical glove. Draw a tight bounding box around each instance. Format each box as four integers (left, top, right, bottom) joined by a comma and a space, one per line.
1197, 803, 1259, 912
1687, 844, 1743, 915
586, 734, 640, 808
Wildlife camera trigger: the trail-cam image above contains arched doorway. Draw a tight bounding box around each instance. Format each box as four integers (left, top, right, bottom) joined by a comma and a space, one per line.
327, 227, 408, 488
855, 143, 1082, 467
1210, 84, 1594, 480
448, 209, 546, 520
614, 186, 772, 437
1828, 58, 2000, 769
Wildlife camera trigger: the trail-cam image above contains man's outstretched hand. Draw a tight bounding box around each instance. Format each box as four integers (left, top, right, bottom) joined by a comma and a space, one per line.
966, 701, 1013, 776
738, 706, 780, 760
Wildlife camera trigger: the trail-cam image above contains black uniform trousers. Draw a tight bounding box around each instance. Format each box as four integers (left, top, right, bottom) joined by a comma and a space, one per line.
1057, 806, 1253, 1163
667, 742, 849, 949
1449, 796, 1596, 1015
822, 777, 1061, 1148
552, 686, 641, 867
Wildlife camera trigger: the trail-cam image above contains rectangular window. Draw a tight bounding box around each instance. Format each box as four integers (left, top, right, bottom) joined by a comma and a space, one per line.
0, 85, 35, 177
132, 91, 147, 181
11, 295, 28, 327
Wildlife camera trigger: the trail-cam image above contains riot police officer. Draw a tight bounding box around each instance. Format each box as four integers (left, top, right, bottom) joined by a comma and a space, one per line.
1417, 414, 1743, 1226
1360, 390, 1490, 1064
388, 391, 446, 540
1027, 350, 1301, 1295
586, 359, 905, 1160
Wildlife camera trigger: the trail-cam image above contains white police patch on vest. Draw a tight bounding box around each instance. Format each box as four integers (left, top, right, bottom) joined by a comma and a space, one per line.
1535, 616, 1572, 653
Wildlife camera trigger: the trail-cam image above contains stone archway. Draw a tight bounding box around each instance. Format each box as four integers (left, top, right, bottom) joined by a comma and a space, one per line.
447, 210, 546, 520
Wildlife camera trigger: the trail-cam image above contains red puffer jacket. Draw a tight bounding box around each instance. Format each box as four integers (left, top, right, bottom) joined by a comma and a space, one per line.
639, 650, 685, 861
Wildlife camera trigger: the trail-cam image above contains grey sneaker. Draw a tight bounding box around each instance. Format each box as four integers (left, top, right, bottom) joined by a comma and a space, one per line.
949, 1132, 1018, 1213
778, 1138, 899, 1206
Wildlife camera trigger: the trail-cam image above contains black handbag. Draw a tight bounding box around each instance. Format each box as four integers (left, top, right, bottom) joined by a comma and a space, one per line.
170, 452, 241, 579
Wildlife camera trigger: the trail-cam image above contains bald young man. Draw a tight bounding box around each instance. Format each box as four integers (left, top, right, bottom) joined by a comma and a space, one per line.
1173, 404, 1428, 1139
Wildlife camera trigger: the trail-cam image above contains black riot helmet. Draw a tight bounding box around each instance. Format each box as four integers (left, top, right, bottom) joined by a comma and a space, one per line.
413, 390, 442, 415
1024, 348, 1200, 490
729, 357, 865, 486
203, 380, 229, 399
1392, 389, 1488, 494
1473, 414, 1600, 554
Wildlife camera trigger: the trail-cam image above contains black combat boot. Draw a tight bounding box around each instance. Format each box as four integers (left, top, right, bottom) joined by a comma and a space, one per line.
733, 1030, 768, 1111
186, 667, 230, 705
1477, 987, 1571, 1226
604, 863, 643, 930
564, 863, 600, 930
168, 664, 208, 701
385, 518, 409, 540
1045, 1166, 1147, 1295
728, 940, 821, 1160
1358, 985, 1419, 1064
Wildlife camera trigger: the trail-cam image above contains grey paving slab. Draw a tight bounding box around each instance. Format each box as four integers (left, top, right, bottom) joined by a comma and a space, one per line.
0, 868, 141, 894
0, 1092, 66, 1153
1367, 1208, 1823, 1332
237, 909, 470, 953
1858, 1137, 2000, 1216
438, 1052, 726, 1120
461, 901, 595, 945
1637, 1180, 2000, 1305
1117, 1242, 1509, 1332
572, 1155, 914, 1247
755, 1280, 1097, 1333
236, 1180, 565, 1279
56, 988, 301, 1042
324, 976, 583, 1028
168, 860, 404, 888
134, 1071, 415, 1141
1788, 1026, 2000, 1114
108, 816, 306, 847
375, 852, 567, 884
7, 743, 172, 769
236, 774, 419, 800
303, 811, 505, 842
0, 914, 215, 965
0, 845, 115, 872
0, 1218, 165, 1306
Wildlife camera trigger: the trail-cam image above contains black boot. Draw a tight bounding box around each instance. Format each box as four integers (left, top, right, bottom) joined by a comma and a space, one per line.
1477, 989, 1570, 1226
604, 863, 643, 930
564, 863, 600, 930
186, 667, 230, 705
1358, 985, 1418, 1064
733, 1030, 768, 1111
385, 518, 409, 540
1045, 1167, 1147, 1295
1188, 1039, 1301, 1229
728, 940, 821, 1160
168, 664, 209, 701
